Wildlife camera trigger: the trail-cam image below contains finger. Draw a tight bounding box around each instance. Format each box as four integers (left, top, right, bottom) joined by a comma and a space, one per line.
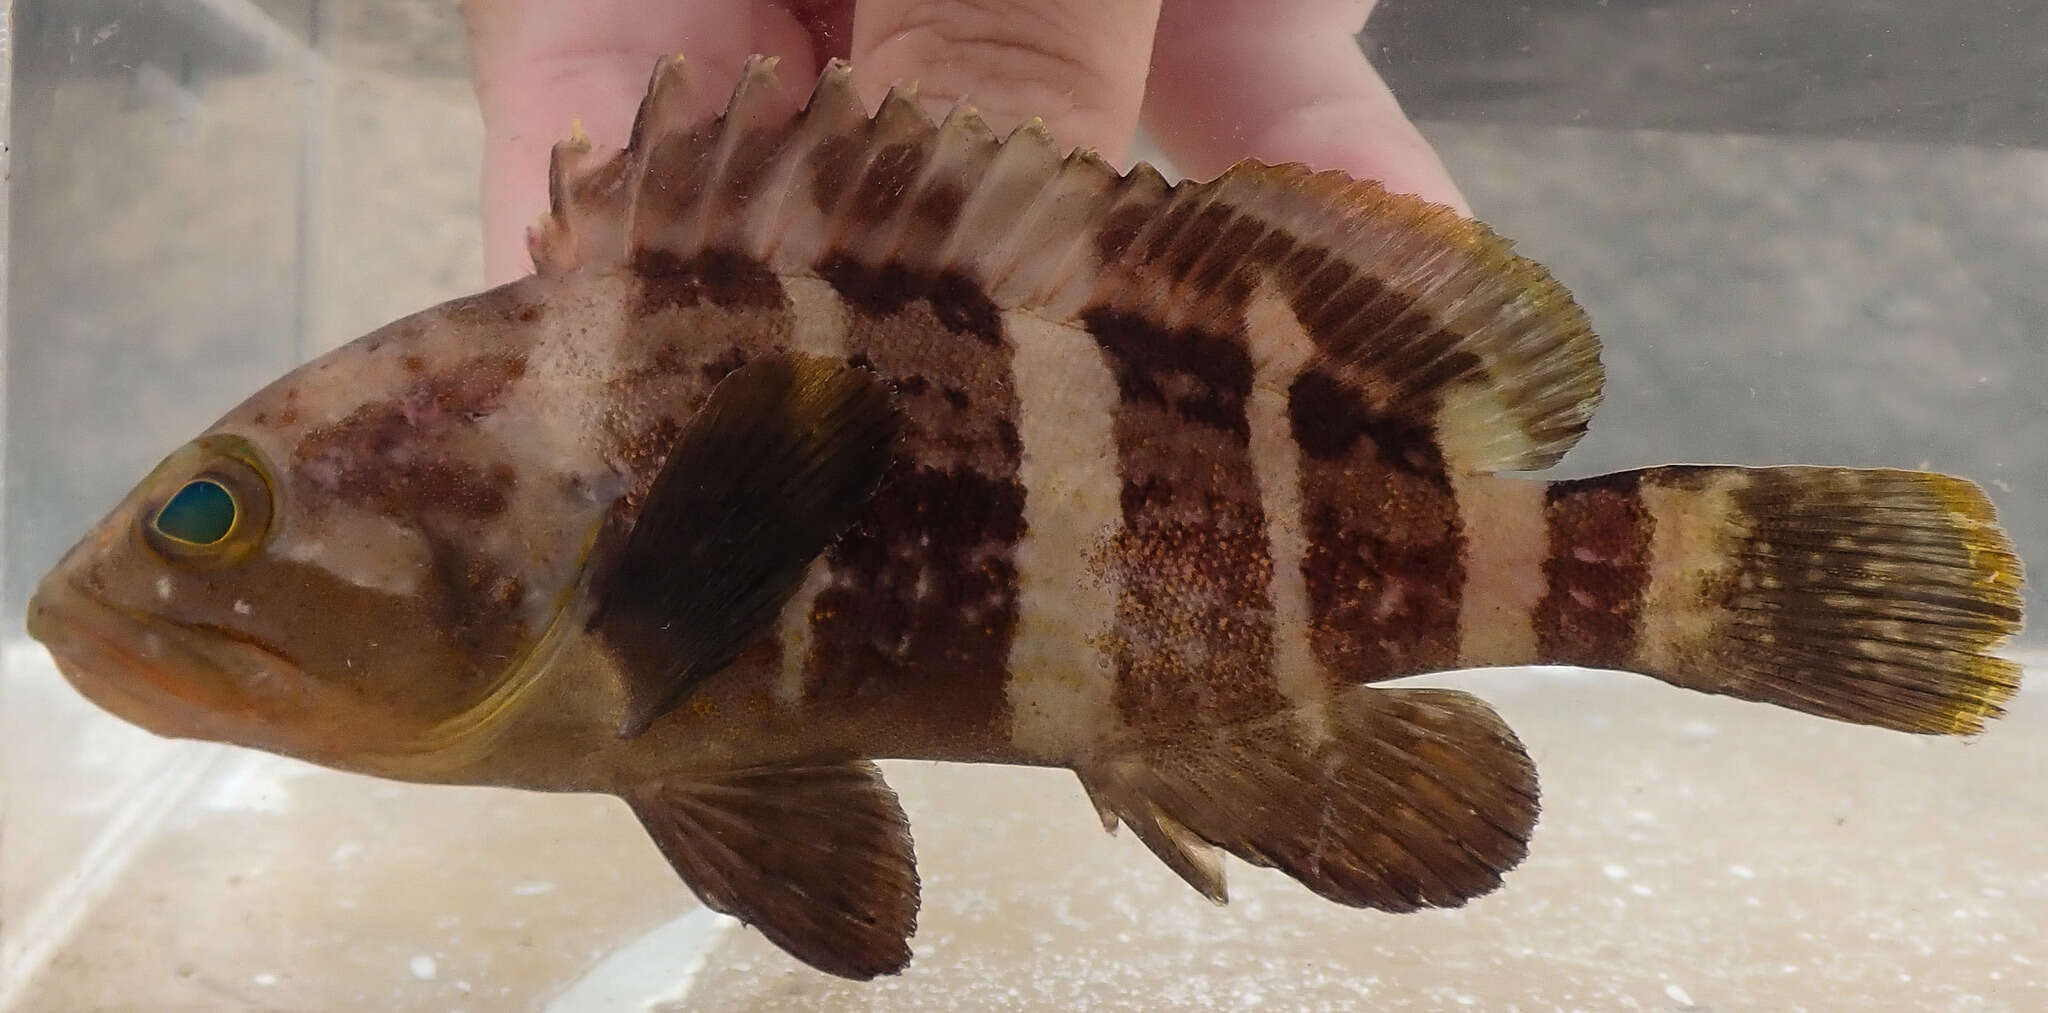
464, 1, 820, 284
788, 0, 856, 61
1144, 0, 1468, 213
848, 0, 1164, 163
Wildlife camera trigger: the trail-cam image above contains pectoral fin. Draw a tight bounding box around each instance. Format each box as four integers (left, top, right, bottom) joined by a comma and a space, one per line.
588, 353, 900, 737
624, 759, 919, 979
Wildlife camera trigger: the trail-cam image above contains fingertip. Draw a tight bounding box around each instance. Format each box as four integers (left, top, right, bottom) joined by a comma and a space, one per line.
463, 1, 820, 284
1247, 99, 1471, 215
1144, 4, 1470, 214
847, 0, 1161, 164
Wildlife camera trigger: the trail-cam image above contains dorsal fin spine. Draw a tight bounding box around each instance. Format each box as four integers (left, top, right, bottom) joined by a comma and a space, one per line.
980, 126, 1096, 300
754, 60, 864, 268
835, 88, 939, 266
909, 108, 1003, 274
929, 119, 1059, 278
1016, 152, 1122, 309
618, 56, 695, 262
555, 56, 1605, 474
733, 98, 820, 263
821, 87, 930, 258
1064, 164, 1171, 314
679, 55, 788, 256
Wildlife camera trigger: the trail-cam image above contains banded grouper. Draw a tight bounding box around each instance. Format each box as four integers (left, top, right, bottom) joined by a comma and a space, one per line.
28, 56, 2025, 978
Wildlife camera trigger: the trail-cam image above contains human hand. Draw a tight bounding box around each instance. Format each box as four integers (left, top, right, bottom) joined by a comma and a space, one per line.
463, 0, 1467, 285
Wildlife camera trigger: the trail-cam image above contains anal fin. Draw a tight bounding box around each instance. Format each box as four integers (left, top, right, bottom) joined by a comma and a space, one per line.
1079, 773, 1228, 903
624, 759, 919, 979
1079, 688, 1539, 912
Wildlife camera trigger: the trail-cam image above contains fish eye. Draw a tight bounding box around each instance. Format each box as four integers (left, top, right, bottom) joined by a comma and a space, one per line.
141, 438, 275, 567
153, 480, 237, 545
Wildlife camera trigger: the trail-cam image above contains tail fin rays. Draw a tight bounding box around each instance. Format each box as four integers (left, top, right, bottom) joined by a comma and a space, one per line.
1574, 466, 2026, 736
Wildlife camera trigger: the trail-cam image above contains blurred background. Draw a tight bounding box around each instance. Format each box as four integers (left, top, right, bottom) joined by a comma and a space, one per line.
4, 1, 2044, 1009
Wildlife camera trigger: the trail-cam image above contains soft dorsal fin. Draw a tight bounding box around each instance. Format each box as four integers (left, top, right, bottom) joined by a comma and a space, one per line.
533, 55, 1603, 474
1090, 164, 1604, 473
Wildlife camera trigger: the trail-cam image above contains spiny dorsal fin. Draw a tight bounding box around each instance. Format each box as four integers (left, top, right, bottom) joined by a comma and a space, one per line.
534, 56, 1602, 473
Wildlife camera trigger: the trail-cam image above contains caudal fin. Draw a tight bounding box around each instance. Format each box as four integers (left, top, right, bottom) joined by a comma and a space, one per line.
1562, 466, 2026, 735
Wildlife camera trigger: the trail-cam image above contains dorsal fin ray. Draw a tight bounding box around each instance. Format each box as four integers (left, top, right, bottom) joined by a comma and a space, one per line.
535, 56, 1604, 473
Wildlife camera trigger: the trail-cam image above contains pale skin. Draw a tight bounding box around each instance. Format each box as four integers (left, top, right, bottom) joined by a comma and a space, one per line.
462, 0, 1469, 285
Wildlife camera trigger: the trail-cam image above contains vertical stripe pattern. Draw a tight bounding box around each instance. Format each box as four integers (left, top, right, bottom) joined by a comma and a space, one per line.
1534, 471, 1655, 669
1084, 307, 1288, 731
1451, 473, 1549, 669
1631, 469, 1744, 675
1241, 289, 1330, 743
1002, 311, 1125, 759
773, 276, 852, 705
801, 263, 1025, 737
1287, 362, 1466, 683
609, 250, 801, 693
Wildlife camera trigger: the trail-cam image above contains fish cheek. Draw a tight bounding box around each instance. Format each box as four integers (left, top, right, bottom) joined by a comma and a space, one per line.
182, 551, 525, 729
269, 351, 544, 721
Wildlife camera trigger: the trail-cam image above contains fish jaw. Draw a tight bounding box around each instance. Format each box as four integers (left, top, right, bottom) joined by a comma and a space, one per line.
25, 572, 453, 775
31, 574, 306, 749
26, 518, 624, 789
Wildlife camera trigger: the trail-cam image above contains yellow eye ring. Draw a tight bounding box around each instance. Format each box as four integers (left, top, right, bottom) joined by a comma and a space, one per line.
140, 436, 275, 568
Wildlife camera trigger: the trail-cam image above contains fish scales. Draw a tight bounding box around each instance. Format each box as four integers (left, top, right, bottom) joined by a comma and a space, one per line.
1086, 305, 1287, 736
26, 55, 2025, 980
800, 258, 1025, 739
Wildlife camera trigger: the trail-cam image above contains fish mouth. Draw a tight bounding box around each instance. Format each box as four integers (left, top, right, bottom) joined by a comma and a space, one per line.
26, 580, 311, 752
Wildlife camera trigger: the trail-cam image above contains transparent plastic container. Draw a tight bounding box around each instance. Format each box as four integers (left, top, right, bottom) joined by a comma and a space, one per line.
5, 2, 2043, 1009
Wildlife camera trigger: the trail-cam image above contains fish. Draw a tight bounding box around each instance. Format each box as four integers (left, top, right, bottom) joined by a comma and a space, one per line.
26, 54, 2027, 979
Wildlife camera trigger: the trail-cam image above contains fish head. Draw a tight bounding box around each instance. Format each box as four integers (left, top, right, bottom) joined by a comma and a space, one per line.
28, 282, 599, 775
27, 432, 361, 756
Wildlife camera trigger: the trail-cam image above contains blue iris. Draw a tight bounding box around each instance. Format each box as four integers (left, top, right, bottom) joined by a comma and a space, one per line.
154, 479, 237, 545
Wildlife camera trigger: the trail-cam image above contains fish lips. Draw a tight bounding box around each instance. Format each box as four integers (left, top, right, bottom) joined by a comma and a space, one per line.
26, 578, 314, 752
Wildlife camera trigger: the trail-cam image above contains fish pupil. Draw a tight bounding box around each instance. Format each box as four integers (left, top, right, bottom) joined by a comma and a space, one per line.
155, 479, 237, 545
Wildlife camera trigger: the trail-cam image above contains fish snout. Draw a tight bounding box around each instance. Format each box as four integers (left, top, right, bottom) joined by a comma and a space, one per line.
24, 576, 286, 743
